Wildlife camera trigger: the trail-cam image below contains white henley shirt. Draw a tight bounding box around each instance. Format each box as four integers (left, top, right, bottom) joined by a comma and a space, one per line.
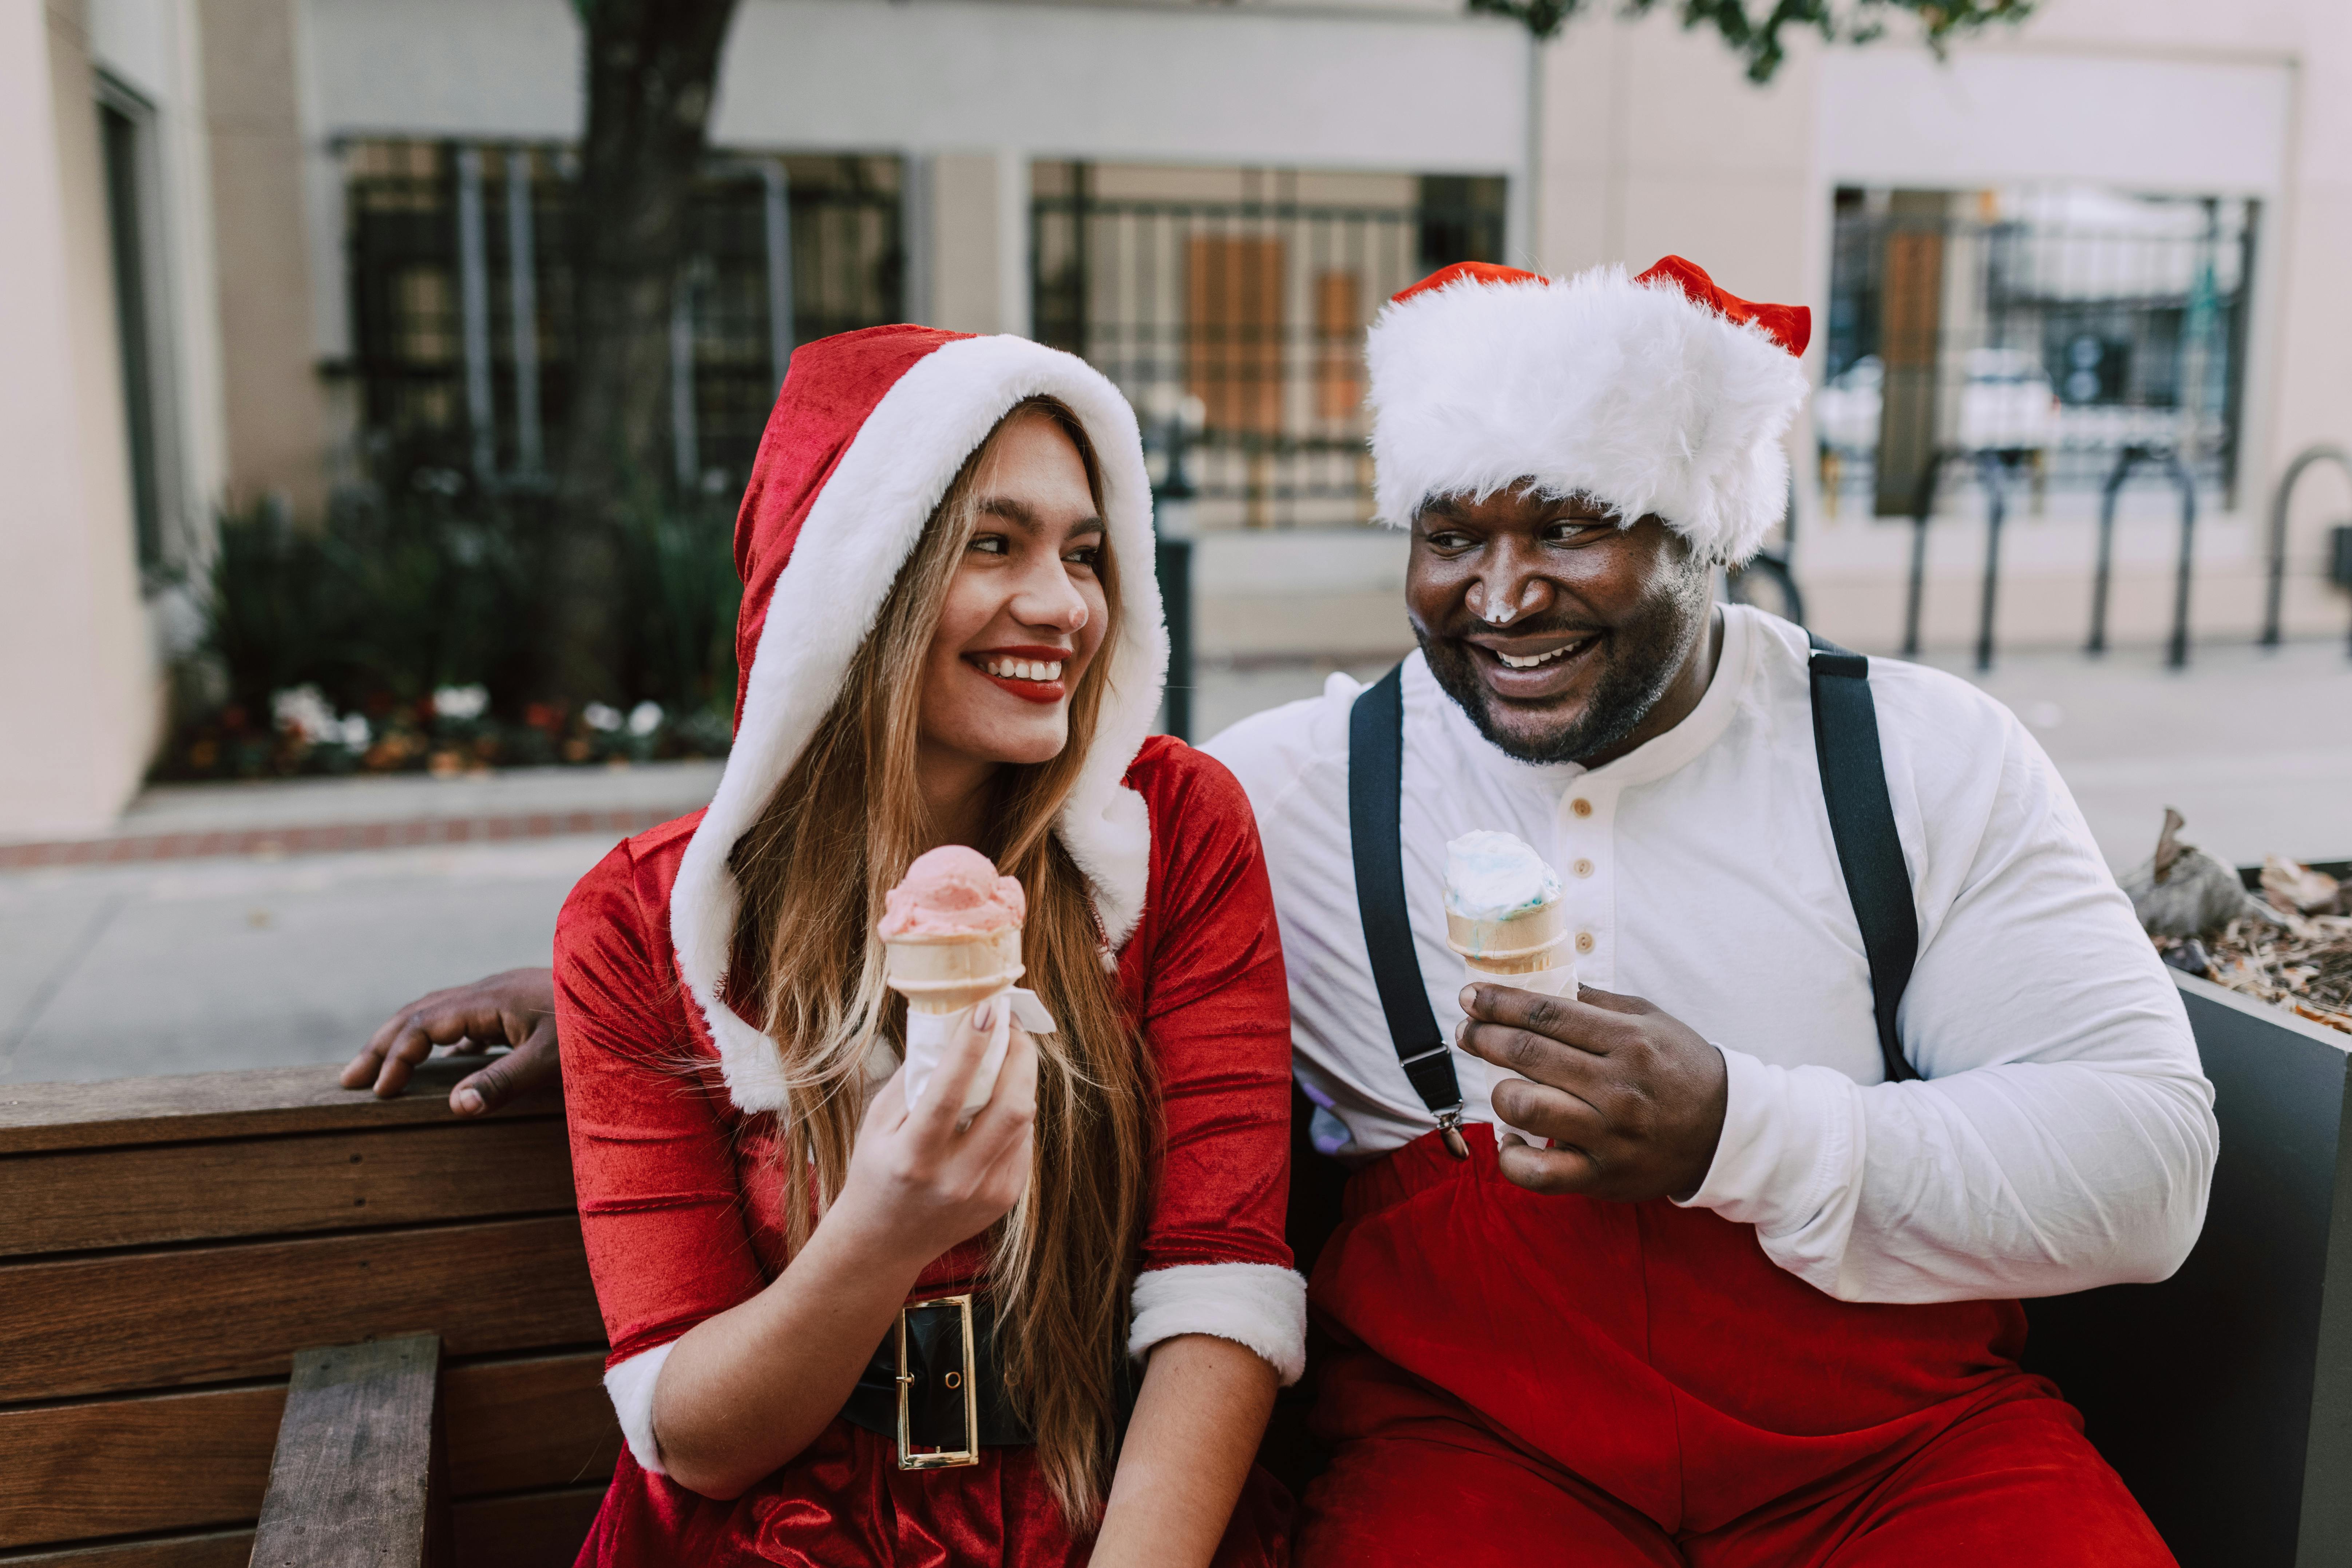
1203, 604, 2217, 1304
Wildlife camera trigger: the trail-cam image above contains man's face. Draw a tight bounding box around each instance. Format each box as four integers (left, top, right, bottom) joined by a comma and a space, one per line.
1405, 487, 1712, 766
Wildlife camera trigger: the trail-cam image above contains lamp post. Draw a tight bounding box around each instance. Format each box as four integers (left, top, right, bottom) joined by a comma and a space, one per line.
1153, 406, 1200, 740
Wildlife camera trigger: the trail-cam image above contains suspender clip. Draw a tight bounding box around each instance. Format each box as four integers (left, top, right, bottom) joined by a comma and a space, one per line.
1436, 1107, 1470, 1160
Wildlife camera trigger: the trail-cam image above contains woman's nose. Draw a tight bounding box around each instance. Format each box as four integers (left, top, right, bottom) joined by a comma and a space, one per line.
1010, 558, 1090, 633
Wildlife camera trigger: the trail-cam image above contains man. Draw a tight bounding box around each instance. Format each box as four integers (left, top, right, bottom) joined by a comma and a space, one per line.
1197, 258, 2212, 1565
349, 257, 2213, 1563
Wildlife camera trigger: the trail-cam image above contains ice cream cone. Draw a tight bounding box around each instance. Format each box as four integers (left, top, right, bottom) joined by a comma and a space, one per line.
882, 926, 1027, 1012
1444, 899, 1569, 977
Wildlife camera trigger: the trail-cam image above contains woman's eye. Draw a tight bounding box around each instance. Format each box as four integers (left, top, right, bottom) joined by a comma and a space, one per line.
1065, 546, 1101, 569
968, 533, 1010, 557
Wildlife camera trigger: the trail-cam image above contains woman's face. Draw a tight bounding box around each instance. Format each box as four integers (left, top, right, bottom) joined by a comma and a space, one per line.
917, 411, 1112, 773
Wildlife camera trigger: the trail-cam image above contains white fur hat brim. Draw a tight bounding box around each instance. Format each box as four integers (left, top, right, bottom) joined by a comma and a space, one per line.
1365, 264, 1810, 565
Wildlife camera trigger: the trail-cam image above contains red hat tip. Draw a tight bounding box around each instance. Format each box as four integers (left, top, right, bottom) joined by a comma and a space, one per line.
1389, 260, 1548, 307
1633, 255, 1810, 359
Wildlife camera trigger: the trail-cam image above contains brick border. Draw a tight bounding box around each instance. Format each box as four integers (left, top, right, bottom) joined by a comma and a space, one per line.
0, 807, 696, 871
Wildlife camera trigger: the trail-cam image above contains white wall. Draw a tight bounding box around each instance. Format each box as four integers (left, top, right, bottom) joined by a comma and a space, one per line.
304, 0, 1529, 176
1, 0, 159, 839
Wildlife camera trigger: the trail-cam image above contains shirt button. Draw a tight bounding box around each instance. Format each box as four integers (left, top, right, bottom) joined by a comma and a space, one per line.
1575, 931, 1596, 954
1573, 858, 1594, 878
1569, 798, 1593, 817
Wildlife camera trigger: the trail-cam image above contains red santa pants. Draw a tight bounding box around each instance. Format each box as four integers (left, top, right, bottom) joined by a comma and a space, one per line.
1294, 1125, 2173, 1567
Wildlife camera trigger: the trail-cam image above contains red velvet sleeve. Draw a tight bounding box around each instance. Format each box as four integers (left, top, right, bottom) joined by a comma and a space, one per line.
556, 837, 767, 1368
1129, 743, 1295, 1275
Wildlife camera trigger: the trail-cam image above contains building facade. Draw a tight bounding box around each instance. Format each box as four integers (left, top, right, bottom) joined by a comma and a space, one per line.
9, 0, 2351, 835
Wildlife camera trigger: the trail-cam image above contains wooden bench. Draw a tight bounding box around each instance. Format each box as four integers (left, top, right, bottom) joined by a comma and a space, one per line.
0, 1058, 618, 1567
5, 965, 2347, 1567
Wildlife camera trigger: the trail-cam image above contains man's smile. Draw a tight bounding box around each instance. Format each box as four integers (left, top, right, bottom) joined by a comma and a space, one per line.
1462, 630, 1604, 701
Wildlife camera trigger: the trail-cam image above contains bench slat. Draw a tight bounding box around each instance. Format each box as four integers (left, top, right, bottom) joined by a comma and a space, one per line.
0, 1528, 254, 1565
450, 1484, 607, 1568
0, 1353, 618, 1551
0, 1217, 602, 1404
444, 1351, 621, 1497
0, 1118, 574, 1258
0, 1062, 559, 1157
248, 1335, 446, 1568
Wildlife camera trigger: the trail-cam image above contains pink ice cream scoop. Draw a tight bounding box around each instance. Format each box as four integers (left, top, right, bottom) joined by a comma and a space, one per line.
879, 845, 1026, 938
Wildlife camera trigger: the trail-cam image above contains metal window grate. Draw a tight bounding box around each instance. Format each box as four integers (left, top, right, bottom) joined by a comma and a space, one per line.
342, 142, 903, 494
1032, 165, 1505, 530
1820, 186, 2258, 517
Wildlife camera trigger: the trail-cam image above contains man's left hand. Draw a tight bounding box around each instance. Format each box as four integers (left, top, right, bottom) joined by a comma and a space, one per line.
1454, 982, 1728, 1202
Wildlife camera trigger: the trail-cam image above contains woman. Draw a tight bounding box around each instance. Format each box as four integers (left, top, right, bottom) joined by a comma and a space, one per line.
556, 324, 1303, 1567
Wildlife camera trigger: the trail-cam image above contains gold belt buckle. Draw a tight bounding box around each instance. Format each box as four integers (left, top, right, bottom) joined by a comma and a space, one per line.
895, 1292, 981, 1470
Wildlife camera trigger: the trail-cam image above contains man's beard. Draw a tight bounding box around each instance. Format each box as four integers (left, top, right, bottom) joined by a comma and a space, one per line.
1416, 567, 1711, 767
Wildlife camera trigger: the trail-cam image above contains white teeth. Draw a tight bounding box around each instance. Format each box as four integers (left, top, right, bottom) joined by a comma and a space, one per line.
982, 658, 1064, 682
1497, 644, 1576, 669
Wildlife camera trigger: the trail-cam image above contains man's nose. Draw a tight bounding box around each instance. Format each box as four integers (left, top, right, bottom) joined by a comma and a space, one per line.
1466, 552, 1556, 627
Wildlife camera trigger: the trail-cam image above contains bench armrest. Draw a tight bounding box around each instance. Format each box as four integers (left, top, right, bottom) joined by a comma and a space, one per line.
249, 1334, 450, 1568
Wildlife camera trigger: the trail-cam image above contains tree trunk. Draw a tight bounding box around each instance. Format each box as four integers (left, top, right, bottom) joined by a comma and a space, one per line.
540, 0, 740, 702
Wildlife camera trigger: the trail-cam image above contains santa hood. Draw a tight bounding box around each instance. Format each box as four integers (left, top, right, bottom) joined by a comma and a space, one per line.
1365, 256, 1811, 565
672, 325, 1167, 1114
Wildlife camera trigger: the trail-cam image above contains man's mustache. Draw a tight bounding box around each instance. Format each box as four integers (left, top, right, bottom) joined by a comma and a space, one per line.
1434, 617, 1609, 644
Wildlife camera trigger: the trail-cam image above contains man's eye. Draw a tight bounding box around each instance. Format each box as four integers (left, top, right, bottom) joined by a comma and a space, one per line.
1428, 531, 1476, 551
1544, 520, 1610, 544
969, 533, 1010, 556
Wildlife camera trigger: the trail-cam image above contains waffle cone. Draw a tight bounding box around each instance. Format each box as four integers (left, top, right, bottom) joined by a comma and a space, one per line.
883, 926, 1025, 1013
1445, 900, 1568, 976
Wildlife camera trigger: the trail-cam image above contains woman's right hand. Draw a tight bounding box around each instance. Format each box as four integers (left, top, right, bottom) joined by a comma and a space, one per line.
827, 994, 1039, 1271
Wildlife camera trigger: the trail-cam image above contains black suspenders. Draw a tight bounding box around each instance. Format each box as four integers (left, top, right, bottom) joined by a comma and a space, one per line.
1345, 632, 1920, 1134
1347, 665, 1471, 1156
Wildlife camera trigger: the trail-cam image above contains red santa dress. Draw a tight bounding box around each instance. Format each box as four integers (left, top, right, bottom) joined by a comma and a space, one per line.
553, 325, 1304, 1567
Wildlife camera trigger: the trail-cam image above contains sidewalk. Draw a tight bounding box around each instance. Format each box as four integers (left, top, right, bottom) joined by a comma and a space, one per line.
0, 762, 720, 1086
3, 637, 2344, 1086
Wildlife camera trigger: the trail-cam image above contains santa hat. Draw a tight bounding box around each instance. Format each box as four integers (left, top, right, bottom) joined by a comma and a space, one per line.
1365, 256, 1811, 565
671, 325, 1166, 1114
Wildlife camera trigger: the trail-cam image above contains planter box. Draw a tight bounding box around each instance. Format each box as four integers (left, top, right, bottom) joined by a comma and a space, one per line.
2026, 971, 2352, 1568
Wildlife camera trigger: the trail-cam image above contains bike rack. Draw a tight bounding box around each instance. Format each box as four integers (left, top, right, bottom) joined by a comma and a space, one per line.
1900, 449, 1952, 659
2262, 443, 2352, 648
1969, 450, 2036, 673
2086, 445, 2198, 667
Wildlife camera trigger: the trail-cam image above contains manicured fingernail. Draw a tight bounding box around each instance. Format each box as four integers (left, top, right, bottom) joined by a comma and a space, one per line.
453, 1088, 484, 1114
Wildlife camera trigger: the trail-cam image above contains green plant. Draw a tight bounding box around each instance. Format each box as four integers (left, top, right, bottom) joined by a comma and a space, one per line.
1468, 0, 2034, 82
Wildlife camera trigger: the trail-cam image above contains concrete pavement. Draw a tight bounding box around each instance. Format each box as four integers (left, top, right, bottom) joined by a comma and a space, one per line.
3, 636, 2344, 1086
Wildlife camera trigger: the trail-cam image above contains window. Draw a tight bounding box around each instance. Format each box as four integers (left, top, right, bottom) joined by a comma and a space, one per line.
1821, 186, 2258, 516
98, 81, 178, 577
1032, 164, 1506, 528
342, 142, 904, 494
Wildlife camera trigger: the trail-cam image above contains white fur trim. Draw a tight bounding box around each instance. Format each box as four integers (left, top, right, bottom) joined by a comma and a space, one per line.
603, 1341, 677, 1476
1128, 1262, 1308, 1386
669, 335, 1167, 1113
1366, 264, 1809, 565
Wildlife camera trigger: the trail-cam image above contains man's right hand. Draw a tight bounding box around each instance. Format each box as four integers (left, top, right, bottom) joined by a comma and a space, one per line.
342, 967, 560, 1116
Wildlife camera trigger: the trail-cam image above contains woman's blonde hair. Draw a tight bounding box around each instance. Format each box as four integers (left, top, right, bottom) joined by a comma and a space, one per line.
726, 396, 1153, 1525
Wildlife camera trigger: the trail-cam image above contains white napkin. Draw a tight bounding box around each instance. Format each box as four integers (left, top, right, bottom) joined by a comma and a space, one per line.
902, 987, 1059, 1118
1464, 961, 1577, 1148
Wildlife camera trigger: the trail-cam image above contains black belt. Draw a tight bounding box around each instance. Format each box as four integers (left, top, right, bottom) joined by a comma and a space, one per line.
840, 1293, 1033, 1468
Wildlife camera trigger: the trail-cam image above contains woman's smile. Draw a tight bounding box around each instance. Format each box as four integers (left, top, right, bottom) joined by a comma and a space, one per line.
965, 643, 1072, 705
